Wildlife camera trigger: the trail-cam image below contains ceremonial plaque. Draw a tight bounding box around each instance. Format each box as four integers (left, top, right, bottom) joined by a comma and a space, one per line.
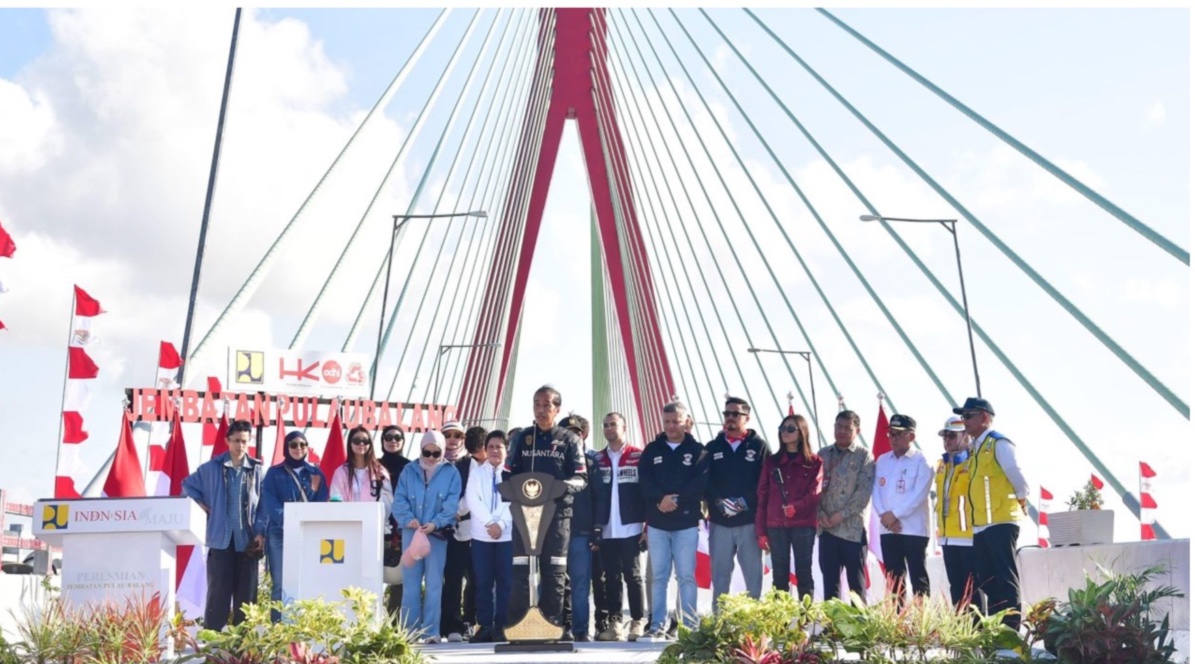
495, 472, 573, 653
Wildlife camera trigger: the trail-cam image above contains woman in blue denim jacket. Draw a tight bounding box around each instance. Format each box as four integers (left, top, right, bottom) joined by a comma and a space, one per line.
391, 430, 461, 644
254, 430, 329, 622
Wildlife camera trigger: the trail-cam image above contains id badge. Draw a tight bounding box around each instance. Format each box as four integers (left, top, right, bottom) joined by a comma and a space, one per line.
896, 479, 906, 494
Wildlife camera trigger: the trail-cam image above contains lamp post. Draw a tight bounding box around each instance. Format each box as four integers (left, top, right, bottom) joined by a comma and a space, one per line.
431, 343, 501, 406
372, 210, 488, 400
860, 214, 981, 397
746, 347, 819, 444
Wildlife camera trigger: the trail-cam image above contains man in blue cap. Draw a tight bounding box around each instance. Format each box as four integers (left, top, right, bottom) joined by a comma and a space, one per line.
956, 397, 1028, 630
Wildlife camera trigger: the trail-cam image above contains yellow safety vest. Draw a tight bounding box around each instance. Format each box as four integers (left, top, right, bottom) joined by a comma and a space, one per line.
967, 432, 1020, 528
934, 454, 972, 541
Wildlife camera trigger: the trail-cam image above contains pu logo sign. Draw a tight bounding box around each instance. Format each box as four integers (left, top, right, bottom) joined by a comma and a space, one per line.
235, 350, 265, 385
42, 504, 69, 530
320, 539, 345, 565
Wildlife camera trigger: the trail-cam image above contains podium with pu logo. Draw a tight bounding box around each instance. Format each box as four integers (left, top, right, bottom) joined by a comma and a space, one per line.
282, 502, 384, 621
32, 497, 205, 613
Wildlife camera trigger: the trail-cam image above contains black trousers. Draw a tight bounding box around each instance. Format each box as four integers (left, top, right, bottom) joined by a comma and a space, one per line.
766, 526, 816, 600
205, 545, 259, 631
879, 533, 930, 603
973, 524, 1021, 629
386, 582, 403, 621
511, 514, 570, 627
818, 531, 867, 603
942, 544, 976, 610
441, 537, 474, 635
599, 535, 645, 622
592, 547, 609, 630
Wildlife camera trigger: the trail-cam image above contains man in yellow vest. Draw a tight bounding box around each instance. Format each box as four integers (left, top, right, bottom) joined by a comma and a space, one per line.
957, 397, 1028, 630
933, 415, 975, 610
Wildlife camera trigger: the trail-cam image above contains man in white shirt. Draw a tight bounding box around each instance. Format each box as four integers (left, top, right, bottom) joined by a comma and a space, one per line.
872, 414, 934, 604
593, 412, 647, 641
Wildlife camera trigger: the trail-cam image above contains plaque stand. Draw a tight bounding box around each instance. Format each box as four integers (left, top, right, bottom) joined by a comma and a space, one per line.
494, 472, 574, 653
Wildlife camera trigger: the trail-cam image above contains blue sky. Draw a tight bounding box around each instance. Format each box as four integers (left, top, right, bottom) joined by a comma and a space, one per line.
0, 8, 1187, 548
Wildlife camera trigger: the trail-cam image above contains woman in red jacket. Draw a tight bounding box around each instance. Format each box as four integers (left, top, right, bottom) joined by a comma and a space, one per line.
755, 414, 823, 599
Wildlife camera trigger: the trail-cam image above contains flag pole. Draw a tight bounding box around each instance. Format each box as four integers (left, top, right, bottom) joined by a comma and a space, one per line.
179, 7, 243, 386
52, 289, 76, 497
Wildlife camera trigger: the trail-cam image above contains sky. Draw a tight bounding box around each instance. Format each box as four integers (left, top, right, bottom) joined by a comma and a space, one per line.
0, 7, 1188, 548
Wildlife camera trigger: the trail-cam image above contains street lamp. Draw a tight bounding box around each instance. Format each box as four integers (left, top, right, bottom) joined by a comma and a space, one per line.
372, 210, 488, 399
431, 343, 501, 406
860, 214, 981, 397
746, 347, 820, 445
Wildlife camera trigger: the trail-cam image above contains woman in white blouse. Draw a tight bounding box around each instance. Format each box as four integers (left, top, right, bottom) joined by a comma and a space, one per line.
464, 430, 513, 643
330, 426, 394, 516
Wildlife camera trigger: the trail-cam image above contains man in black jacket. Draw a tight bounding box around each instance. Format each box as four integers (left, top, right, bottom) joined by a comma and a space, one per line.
593, 412, 646, 642
503, 386, 588, 637
705, 396, 766, 608
560, 414, 603, 641
639, 401, 708, 641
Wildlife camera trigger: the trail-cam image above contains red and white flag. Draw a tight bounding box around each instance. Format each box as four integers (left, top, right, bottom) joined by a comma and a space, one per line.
160, 409, 206, 619
1140, 461, 1157, 541
866, 403, 890, 589
55, 286, 104, 499
318, 404, 348, 480
271, 419, 288, 466
1090, 473, 1105, 491
102, 412, 146, 498
0, 219, 15, 258
146, 342, 183, 494
1038, 486, 1052, 547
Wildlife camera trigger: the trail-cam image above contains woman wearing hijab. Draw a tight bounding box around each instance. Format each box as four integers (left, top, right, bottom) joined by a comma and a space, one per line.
392, 431, 462, 644
254, 430, 330, 622
330, 426, 395, 516
379, 425, 410, 618
755, 414, 823, 600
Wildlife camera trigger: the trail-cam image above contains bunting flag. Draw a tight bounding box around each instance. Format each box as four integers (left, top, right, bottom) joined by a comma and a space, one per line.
1139, 461, 1157, 541
202, 376, 223, 454
318, 405, 348, 481
865, 402, 890, 590
55, 286, 104, 499
1038, 486, 1052, 548
0, 220, 14, 258
210, 412, 230, 458
271, 420, 287, 466
1090, 473, 1105, 491
159, 409, 206, 619
102, 412, 146, 498
146, 342, 182, 493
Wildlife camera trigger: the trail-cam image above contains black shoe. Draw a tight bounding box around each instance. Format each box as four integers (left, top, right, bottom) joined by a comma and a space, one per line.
558, 630, 574, 642
574, 633, 591, 642
472, 627, 493, 643
494, 628, 507, 643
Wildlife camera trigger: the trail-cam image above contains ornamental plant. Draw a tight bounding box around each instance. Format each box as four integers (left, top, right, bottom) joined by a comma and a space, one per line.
1066, 478, 1104, 510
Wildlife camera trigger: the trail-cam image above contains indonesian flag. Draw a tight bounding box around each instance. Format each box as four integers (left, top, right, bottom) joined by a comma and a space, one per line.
865, 405, 890, 588
202, 377, 223, 457
1038, 486, 1053, 547
1090, 473, 1105, 491
271, 420, 287, 466
102, 412, 146, 497
159, 409, 206, 618
1140, 461, 1157, 541
210, 412, 230, 458
146, 342, 182, 493
55, 285, 104, 499
318, 406, 348, 481
0, 219, 14, 258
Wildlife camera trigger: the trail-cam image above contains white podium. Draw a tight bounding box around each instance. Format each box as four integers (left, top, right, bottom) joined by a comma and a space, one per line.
32, 497, 205, 612
282, 502, 384, 620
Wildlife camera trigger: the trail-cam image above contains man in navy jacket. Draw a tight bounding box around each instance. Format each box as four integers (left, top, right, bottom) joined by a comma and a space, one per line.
705, 396, 767, 607
638, 401, 708, 641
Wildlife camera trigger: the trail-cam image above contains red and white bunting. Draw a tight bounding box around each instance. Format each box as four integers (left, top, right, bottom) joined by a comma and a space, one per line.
102, 412, 146, 498
159, 409, 206, 619
147, 341, 182, 494
55, 286, 104, 499
1090, 473, 1105, 491
1140, 461, 1157, 541
1038, 486, 1052, 548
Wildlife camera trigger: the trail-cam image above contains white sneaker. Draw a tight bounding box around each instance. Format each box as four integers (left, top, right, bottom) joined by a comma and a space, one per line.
447, 632, 463, 643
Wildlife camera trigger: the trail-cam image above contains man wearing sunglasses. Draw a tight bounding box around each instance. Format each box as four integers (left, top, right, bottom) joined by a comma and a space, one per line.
705, 396, 766, 607
957, 397, 1028, 630
933, 415, 976, 610
441, 420, 475, 643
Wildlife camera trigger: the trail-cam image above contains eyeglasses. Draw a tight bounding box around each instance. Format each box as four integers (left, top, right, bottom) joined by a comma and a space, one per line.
351, 438, 371, 445
288, 441, 308, 449
960, 411, 982, 420
382, 434, 403, 442
779, 425, 799, 434
421, 449, 442, 459
722, 411, 746, 419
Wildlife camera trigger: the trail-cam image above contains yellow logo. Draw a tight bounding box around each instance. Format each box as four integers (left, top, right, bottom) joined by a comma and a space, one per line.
320, 539, 344, 565
235, 351, 265, 385
42, 504, 69, 530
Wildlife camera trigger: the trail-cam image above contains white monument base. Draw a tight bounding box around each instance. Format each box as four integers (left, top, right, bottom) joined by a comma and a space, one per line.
282, 502, 384, 622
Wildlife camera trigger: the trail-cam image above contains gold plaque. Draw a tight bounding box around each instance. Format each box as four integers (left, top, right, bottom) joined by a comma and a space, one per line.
523, 505, 544, 551
505, 607, 563, 642
523, 479, 542, 500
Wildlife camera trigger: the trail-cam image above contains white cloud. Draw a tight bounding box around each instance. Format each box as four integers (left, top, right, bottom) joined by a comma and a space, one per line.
1144, 98, 1166, 129
1123, 276, 1183, 308
0, 79, 61, 174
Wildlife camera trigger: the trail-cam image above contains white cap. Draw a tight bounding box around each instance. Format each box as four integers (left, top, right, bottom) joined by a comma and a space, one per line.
938, 416, 965, 435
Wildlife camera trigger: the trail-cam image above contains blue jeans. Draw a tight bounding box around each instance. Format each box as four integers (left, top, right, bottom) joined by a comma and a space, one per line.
567, 535, 592, 636
400, 530, 449, 638
647, 526, 698, 632
265, 530, 285, 623
471, 539, 513, 631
